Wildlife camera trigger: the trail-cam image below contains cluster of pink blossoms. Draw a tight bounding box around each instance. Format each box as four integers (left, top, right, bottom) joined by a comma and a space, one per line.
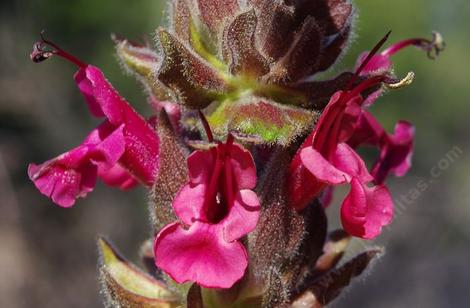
28, 0, 444, 305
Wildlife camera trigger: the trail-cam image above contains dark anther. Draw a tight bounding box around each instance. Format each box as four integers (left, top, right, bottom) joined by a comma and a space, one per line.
30, 41, 56, 63
30, 30, 87, 68
426, 31, 446, 60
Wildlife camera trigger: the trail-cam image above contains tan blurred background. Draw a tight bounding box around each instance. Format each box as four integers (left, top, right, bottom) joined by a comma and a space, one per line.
0, 0, 469, 307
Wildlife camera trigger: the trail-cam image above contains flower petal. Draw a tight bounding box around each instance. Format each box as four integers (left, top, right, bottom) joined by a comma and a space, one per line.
172, 184, 206, 225
222, 189, 260, 242
28, 122, 126, 207
340, 178, 393, 239
228, 143, 257, 190
154, 222, 248, 289
355, 52, 392, 75
74, 66, 126, 123
187, 149, 215, 185
348, 111, 384, 148
332, 143, 373, 183
75, 68, 105, 117
98, 164, 138, 191
372, 121, 414, 184
75, 65, 160, 186
300, 147, 351, 185
87, 123, 126, 169
28, 149, 96, 208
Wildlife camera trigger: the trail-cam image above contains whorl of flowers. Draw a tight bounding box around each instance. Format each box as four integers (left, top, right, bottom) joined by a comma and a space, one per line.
28, 0, 444, 306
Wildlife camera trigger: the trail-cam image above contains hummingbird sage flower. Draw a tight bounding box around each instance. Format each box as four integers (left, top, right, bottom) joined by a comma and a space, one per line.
28, 0, 445, 306
154, 130, 260, 288
29, 38, 159, 207
287, 31, 443, 239
287, 76, 396, 239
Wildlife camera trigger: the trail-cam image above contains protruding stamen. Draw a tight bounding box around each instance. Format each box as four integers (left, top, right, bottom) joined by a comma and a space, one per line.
382, 31, 446, 59
30, 31, 87, 68
347, 31, 392, 90
385, 71, 415, 89
198, 110, 214, 143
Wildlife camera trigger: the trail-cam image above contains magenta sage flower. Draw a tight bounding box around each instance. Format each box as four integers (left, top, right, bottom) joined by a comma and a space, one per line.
154, 132, 260, 288
288, 81, 394, 239
28, 39, 159, 207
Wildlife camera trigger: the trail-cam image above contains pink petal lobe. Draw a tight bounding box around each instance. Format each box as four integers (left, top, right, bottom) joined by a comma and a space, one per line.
341, 178, 393, 239
337, 99, 362, 143
372, 121, 414, 183
89, 124, 126, 169
332, 143, 373, 183
78, 66, 124, 123
154, 222, 248, 289
222, 189, 260, 242
228, 143, 257, 190
28, 122, 127, 207
300, 147, 351, 185
173, 184, 206, 225
355, 52, 392, 75
348, 111, 384, 148
97, 164, 138, 190
288, 158, 325, 211
28, 152, 96, 208
74, 68, 105, 118
187, 149, 215, 185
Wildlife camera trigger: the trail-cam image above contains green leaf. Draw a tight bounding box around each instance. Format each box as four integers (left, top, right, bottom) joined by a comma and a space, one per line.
207, 97, 317, 146
98, 237, 181, 307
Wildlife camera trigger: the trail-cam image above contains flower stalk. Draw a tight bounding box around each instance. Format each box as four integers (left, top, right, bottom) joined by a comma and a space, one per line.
27, 0, 444, 306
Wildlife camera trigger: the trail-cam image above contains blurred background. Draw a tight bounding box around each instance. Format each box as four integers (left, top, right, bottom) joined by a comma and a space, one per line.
0, 0, 468, 307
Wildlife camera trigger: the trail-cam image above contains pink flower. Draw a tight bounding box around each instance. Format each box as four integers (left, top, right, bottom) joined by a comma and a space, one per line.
29, 40, 159, 207
286, 34, 437, 236
154, 135, 260, 288
288, 76, 394, 239
350, 112, 414, 184
29, 121, 126, 207
340, 178, 393, 240
288, 91, 363, 211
